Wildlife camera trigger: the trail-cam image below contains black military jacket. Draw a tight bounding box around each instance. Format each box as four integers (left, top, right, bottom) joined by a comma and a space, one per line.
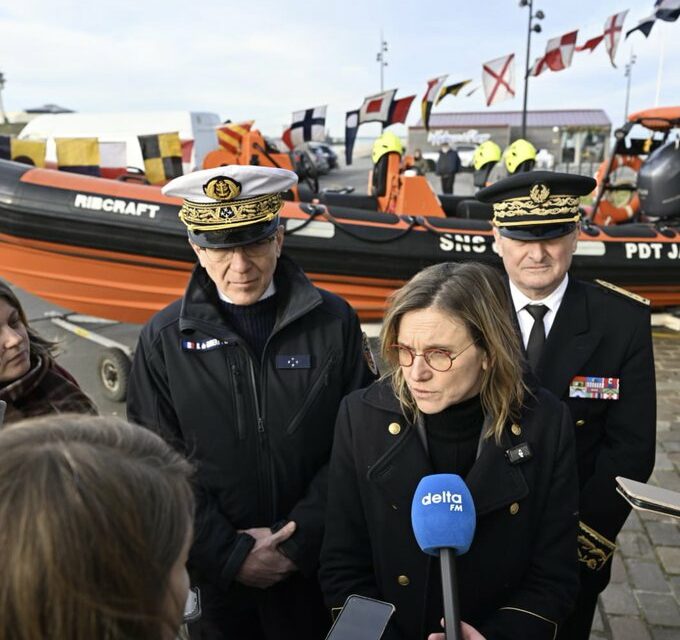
534, 278, 656, 592
320, 378, 579, 640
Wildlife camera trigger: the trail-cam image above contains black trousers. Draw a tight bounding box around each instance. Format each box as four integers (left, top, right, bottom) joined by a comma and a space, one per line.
556, 587, 598, 640
440, 174, 455, 194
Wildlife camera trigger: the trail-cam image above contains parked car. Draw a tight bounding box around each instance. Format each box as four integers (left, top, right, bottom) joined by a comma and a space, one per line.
294, 142, 330, 175
307, 141, 339, 169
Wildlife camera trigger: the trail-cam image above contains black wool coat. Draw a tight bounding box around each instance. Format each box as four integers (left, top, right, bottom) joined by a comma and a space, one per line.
320, 378, 579, 640
532, 278, 656, 594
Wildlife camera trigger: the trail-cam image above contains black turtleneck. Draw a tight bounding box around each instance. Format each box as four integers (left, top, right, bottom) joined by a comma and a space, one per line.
221, 293, 278, 359
424, 394, 484, 478
424, 395, 484, 637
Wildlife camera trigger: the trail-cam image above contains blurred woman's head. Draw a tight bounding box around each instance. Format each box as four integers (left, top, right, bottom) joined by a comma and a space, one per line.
0, 281, 55, 384
380, 262, 526, 441
0, 414, 195, 640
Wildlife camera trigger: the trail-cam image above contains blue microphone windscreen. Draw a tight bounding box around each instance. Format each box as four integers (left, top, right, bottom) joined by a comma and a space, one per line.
411, 474, 476, 556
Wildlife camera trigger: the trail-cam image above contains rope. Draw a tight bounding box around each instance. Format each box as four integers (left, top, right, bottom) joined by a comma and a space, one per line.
285, 204, 418, 244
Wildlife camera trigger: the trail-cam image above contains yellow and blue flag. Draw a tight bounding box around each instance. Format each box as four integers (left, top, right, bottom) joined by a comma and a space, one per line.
56, 138, 101, 176
0, 136, 47, 167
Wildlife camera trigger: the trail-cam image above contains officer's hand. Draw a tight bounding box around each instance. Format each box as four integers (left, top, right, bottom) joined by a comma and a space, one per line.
428, 619, 486, 640
235, 521, 297, 589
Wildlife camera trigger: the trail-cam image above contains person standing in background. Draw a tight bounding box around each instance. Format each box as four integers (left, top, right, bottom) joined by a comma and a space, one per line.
436, 143, 460, 194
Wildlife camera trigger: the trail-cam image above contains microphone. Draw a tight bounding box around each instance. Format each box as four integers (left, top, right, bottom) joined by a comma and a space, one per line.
411, 474, 476, 640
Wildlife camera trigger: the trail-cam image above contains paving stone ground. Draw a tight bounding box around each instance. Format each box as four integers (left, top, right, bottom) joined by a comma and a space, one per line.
590, 329, 680, 640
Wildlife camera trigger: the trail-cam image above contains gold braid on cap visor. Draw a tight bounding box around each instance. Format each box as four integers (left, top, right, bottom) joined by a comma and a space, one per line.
492, 194, 581, 227
178, 193, 283, 231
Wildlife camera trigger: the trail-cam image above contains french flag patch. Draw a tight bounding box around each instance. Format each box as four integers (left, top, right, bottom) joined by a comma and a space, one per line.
182, 338, 230, 351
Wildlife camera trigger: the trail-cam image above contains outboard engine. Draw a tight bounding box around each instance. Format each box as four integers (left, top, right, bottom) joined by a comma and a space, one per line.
638, 139, 680, 219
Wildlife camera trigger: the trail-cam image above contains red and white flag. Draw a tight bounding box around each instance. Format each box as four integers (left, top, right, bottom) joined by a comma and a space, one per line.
577, 11, 628, 67
530, 30, 578, 76
420, 76, 447, 130
482, 55, 515, 106
281, 106, 327, 150
358, 89, 396, 124
99, 141, 127, 179
387, 95, 416, 126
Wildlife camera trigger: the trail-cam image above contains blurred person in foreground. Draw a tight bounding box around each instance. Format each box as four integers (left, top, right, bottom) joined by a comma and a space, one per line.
0, 280, 97, 424
0, 414, 194, 640
320, 261, 579, 640
127, 165, 376, 640
477, 172, 656, 640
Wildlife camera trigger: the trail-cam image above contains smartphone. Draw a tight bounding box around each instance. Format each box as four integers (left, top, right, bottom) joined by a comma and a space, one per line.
325, 595, 395, 640
183, 587, 201, 623
616, 476, 680, 520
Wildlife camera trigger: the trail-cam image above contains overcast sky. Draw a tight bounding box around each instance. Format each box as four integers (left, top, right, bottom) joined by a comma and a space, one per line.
0, 0, 677, 138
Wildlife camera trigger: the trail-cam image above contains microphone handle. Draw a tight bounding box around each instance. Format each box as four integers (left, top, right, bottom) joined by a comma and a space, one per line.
440, 548, 462, 640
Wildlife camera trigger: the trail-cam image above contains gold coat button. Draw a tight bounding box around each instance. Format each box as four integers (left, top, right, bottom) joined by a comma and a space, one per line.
397, 575, 410, 586
576, 419, 586, 427
511, 423, 522, 436
388, 422, 401, 435
510, 502, 520, 515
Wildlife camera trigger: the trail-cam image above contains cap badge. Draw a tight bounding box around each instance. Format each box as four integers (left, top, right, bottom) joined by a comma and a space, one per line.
530, 183, 550, 204
203, 176, 242, 201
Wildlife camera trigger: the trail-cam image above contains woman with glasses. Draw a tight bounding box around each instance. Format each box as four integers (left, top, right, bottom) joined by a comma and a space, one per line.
320, 262, 579, 640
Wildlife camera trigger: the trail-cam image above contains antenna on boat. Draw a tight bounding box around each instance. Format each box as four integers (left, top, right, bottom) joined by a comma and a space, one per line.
624, 49, 637, 119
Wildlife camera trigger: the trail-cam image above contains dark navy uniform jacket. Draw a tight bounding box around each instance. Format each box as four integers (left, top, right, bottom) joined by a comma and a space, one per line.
127, 255, 375, 638
533, 278, 656, 593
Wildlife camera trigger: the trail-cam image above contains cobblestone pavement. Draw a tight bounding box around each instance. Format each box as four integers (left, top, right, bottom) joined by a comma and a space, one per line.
590, 329, 680, 640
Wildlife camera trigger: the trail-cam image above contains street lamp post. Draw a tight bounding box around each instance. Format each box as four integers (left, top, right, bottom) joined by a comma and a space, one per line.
624, 51, 637, 119
0, 72, 8, 125
519, 0, 544, 139
376, 32, 388, 92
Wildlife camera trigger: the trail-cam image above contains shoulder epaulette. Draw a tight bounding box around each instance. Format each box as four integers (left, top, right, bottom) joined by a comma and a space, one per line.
594, 279, 650, 306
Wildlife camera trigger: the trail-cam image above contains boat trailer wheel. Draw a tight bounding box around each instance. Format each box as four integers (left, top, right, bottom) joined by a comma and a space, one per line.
98, 347, 132, 402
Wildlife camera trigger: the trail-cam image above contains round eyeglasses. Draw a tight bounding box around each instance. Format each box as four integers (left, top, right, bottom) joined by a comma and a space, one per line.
202, 234, 277, 263
389, 342, 476, 372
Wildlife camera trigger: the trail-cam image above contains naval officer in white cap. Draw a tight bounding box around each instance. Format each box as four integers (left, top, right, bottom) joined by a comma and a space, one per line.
127, 165, 376, 640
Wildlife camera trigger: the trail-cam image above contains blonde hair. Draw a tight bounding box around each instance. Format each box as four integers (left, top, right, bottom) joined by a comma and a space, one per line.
0, 415, 195, 640
380, 262, 527, 442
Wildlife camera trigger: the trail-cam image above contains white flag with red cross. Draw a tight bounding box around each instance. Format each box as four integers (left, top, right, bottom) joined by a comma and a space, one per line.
577, 11, 628, 67
482, 54, 515, 106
